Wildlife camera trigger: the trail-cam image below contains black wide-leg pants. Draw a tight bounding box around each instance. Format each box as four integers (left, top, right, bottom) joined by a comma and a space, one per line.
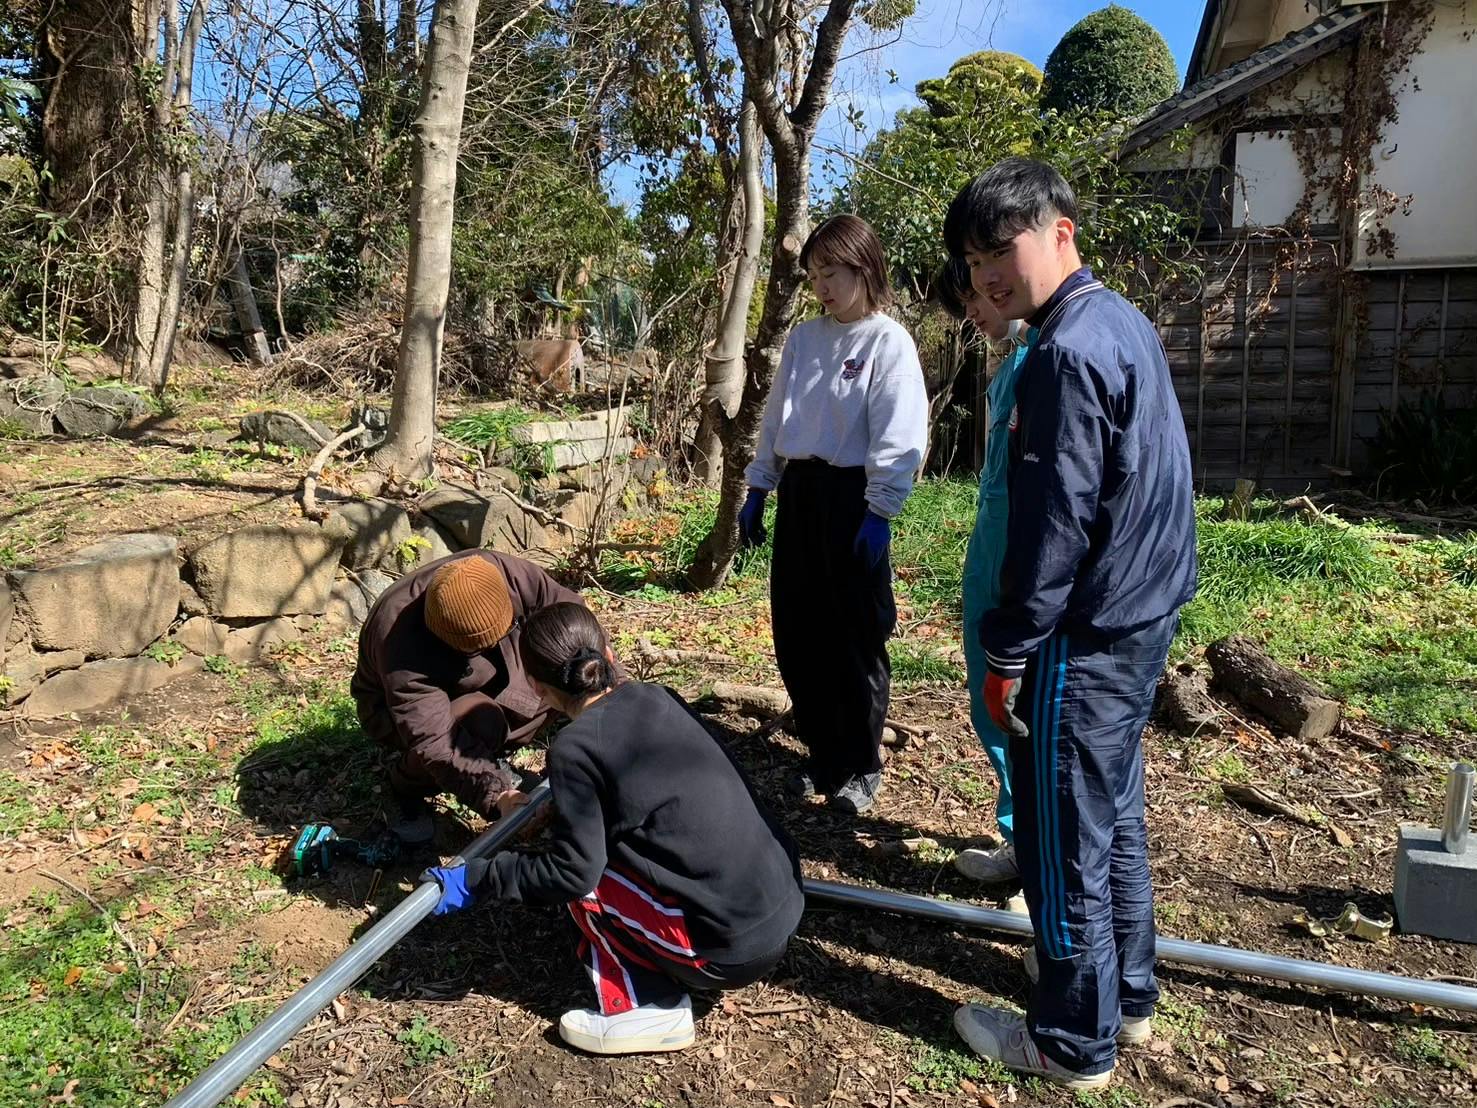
770, 460, 896, 788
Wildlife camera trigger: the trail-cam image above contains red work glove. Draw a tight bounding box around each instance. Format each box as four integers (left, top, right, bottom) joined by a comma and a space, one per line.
984, 671, 1030, 738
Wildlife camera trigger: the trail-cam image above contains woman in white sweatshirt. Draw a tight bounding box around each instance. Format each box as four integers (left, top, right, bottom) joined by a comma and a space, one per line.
739, 214, 928, 814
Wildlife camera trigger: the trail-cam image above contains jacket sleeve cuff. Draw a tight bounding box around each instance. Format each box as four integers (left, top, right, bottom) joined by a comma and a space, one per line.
985, 651, 1027, 679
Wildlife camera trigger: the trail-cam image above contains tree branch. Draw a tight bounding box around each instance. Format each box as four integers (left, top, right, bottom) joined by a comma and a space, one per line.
791, 0, 858, 135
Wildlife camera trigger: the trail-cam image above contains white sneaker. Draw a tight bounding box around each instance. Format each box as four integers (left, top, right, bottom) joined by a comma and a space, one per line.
558, 995, 695, 1055
390, 812, 435, 845
1003, 891, 1028, 915
1020, 949, 1153, 1046
953, 1003, 1112, 1089
954, 843, 1019, 883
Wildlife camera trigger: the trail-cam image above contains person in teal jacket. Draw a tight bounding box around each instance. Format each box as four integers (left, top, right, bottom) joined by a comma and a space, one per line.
935, 259, 1036, 885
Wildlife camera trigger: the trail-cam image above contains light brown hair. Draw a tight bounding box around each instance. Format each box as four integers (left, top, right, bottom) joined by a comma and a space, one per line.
800, 214, 895, 312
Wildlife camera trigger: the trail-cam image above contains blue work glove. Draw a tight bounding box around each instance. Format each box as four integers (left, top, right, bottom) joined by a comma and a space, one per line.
420, 858, 489, 916
738, 488, 768, 548
853, 510, 891, 568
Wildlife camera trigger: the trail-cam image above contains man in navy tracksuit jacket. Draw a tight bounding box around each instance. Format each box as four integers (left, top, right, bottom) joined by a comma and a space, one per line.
943, 158, 1196, 1088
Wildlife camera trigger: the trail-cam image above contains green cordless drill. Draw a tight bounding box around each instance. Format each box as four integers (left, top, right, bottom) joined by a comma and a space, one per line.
291, 823, 402, 877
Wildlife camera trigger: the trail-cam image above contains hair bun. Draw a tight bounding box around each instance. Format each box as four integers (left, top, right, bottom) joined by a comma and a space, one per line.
561, 647, 610, 694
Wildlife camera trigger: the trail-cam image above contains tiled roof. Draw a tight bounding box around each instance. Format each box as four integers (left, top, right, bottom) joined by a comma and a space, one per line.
1122, 7, 1373, 157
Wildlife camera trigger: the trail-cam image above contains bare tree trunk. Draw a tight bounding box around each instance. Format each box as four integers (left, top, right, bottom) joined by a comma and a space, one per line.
376, 0, 481, 480
687, 0, 858, 589
128, 0, 178, 384
694, 93, 764, 485
226, 252, 273, 366
147, 0, 204, 390
35, 0, 141, 217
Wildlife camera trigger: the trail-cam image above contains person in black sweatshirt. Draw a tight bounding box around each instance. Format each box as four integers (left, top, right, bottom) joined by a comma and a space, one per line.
421, 602, 805, 1056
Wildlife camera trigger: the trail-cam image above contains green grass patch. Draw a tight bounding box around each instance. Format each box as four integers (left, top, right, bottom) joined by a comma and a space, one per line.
1179, 509, 1390, 644
0, 892, 209, 1106
890, 641, 966, 686
441, 407, 533, 450
1393, 1024, 1465, 1069
397, 1015, 456, 1065
892, 476, 976, 612
906, 1040, 989, 1092
1443, 534, 1477, 587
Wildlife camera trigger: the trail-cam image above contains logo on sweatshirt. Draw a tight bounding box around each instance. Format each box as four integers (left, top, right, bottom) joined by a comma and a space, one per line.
841, 358, 865, 381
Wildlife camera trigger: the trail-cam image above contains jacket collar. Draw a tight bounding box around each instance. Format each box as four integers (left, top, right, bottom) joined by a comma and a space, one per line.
1027, 266, 1097, 331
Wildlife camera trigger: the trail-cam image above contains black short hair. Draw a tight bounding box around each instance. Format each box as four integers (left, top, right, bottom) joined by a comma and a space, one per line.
943, 157, 1079, 257
932, 258, 973, 321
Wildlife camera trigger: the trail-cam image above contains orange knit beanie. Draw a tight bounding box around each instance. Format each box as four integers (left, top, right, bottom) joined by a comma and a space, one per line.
424, 557, 514, 653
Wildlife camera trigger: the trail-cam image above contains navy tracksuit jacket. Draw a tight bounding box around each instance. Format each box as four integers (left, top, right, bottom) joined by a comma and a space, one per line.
980, 268, 1196, 1075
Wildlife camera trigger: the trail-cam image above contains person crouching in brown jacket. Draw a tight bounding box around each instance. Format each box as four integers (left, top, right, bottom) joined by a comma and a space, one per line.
351, 550, 600, 842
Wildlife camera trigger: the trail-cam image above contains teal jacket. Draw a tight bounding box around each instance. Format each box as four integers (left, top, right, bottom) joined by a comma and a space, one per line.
962, 327, 1037, 839
964, 327, 1037, 616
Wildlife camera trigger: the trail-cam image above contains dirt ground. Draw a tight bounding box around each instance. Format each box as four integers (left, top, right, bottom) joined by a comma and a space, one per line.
2, 619, 1475, 1108
2, 379, 1476, 1107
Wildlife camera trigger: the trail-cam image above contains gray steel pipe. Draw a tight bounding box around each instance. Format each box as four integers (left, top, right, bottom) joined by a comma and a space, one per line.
163, 783, 553, 1108
803, 878, 1477, 1015
1443, 762, 1474, 855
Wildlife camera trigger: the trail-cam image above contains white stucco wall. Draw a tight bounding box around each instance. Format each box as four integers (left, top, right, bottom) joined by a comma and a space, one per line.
1356, 0, 1477, 268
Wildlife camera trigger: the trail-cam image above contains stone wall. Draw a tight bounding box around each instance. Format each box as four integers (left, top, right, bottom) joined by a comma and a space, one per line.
1, 411, 669, 720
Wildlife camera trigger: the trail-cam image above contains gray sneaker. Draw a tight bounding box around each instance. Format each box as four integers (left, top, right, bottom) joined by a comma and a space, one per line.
954, 843, 1020, 883
1021, 948, 1152, 1046
831, 772, 882, 814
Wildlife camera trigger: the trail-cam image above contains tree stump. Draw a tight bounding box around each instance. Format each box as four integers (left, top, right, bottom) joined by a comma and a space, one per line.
1204, 636, 1342, 740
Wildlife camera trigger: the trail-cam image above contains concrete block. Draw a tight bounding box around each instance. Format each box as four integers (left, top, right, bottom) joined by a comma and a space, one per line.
511, 408, 627, 445
547, 436, 634, 471
1394, 824, 1477, 943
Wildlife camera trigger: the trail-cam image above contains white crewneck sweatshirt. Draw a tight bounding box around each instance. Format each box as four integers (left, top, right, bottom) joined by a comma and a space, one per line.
744, 311, 928, 519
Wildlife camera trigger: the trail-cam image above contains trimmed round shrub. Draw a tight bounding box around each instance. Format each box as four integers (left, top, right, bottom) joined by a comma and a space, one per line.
1041, 5, 1179, 118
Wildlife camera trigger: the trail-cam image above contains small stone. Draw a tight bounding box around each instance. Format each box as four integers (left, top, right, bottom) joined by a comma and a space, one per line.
178, 579, 210, 618
175, 617, 230, 656
223, 617, 300, 662
54, 386, 149, 437
324, 499, 413, 571
238, 410, 332, 453
2, 646, 87, 703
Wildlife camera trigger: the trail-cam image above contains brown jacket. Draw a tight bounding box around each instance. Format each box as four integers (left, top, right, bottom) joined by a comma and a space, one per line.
351, 550, 584, 812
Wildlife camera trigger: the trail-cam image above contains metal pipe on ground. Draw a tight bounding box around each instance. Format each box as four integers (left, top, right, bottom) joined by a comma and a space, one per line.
803, 878, 1477, 1015
162, 783, 554, 1108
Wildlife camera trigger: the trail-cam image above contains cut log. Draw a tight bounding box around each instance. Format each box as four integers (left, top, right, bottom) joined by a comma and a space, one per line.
699, 681, 912, 747
705, 681, 792, 718
1204, 636, 1342, 740
1154, 665, 1223, 737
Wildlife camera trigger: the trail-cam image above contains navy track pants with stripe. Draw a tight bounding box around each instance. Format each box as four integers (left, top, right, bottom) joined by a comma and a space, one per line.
1008, 613, 1177, 1075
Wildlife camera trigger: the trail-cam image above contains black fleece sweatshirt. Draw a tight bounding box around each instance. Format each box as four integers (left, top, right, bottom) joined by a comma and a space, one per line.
479, 682, 804, 963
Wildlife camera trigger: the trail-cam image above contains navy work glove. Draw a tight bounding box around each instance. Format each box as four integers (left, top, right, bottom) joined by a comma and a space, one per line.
853, 510, 891, 568
738, 488, 768, 548
984, 671, 1029, 738
420, 857, 490, 915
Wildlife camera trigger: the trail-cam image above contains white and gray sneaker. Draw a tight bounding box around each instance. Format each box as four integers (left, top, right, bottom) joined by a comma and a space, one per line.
558, 995, 696, 1055
1019, 948, 1152, 1046
953, 1003, 1112, 1089
954, 843, 1019, 883
831, 772, 882, 815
